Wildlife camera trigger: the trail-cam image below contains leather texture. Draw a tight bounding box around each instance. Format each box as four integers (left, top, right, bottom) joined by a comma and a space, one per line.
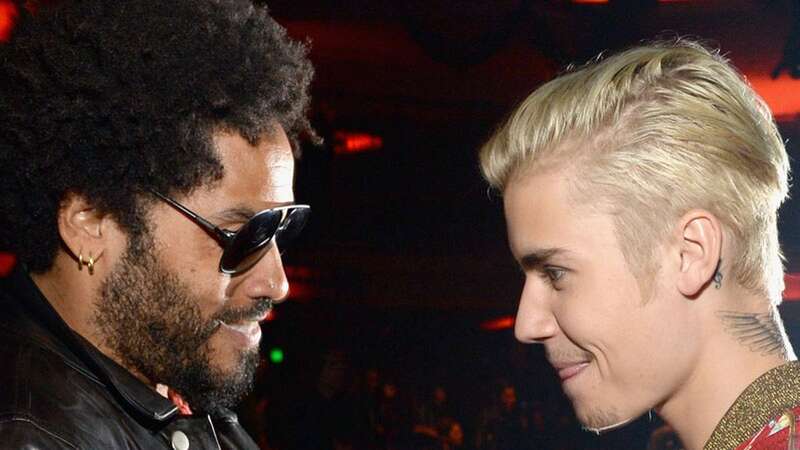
0, 267, 260, 450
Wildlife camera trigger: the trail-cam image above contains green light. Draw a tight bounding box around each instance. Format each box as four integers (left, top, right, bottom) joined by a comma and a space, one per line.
269, 348, 284, 364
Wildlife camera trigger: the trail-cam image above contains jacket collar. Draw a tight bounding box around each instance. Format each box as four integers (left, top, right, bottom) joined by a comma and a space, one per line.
704, 360, 800, 450
1, 265, 179, 423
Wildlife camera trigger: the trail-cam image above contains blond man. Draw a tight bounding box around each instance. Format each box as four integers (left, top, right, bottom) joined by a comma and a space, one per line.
480, 40, 799, 450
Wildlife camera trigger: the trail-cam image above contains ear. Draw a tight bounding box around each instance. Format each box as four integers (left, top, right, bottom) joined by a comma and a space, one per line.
676, 209, 723, 297
57, 193, 108, 268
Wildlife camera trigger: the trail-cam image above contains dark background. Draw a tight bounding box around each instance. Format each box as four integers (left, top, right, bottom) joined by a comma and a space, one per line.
5, 1, 800, 449
248, 1, 800, 449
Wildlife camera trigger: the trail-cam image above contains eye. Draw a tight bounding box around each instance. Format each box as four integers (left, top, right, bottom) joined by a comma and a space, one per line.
546, 267, 565, 281
221, 221, 246, 233
541, 266, 566, 288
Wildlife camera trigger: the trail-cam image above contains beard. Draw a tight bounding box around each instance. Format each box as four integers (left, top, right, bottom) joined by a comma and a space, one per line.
92, 231, 268, 415
545, 347, 634, 433
580, 406, 624, 430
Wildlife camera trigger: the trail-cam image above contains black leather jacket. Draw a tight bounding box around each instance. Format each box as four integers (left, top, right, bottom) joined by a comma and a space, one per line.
0, 267, 260, 449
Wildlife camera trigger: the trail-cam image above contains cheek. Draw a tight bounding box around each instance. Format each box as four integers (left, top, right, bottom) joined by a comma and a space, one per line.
151, 217, 221, 276
597, 295, 693, 390
631, 303, 693, 371
184, 274, 229, 321
150, 229, 230, 318
557, 275, 640, 346
556, 272, 660, 373
205, 331, 241, 373
178, 235, 222, 275
168, 269, 230, 324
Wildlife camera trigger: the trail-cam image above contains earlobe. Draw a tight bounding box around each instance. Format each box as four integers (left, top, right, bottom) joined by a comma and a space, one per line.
676, 210, 723, 297
57, 193, 107, 270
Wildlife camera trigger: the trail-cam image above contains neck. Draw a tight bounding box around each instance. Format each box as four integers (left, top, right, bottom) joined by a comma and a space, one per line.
657, 299, 793, 450
30, 254, 97, 343
30, 254, 155, 386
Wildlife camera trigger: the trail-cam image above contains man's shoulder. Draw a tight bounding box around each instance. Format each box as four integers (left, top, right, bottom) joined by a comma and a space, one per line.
735, 405, 800, 450
0, 310, 106, 401
0, 417, 80, 449
706, 362, 800, 450
0, 323, 144, 448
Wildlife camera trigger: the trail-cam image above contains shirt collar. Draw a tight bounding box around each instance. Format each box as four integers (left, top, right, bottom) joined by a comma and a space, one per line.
2, 265, 179, 423
704, 360, 800, 450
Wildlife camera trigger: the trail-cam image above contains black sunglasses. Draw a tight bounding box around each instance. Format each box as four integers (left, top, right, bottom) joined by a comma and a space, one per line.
150, 191, 310, 275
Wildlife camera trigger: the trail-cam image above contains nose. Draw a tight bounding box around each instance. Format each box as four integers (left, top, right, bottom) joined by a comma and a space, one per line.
514, 277, 558, 344
241, 243, 290, 304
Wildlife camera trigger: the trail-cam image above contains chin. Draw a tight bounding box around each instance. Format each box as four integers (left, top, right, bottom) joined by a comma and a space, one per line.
575, 396, 652, 435
181, 345, 260, 415
209, 336, 258, 377
574, 399, 624, 428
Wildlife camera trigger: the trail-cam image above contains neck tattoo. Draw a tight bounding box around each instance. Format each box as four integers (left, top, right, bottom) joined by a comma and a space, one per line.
716, 310, 786, 357
713, 260, 723, 289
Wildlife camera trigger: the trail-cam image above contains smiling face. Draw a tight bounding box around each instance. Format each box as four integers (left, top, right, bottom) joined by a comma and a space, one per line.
93, 127, 296, 413
504, 165, 698, 431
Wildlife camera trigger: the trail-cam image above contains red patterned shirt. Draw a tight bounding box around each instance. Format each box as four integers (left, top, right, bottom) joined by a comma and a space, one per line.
704, 362, 800, 450
735, 407, 800, 450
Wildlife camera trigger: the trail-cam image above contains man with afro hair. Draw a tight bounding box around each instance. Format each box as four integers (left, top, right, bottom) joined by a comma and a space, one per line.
0, 0, 315, 448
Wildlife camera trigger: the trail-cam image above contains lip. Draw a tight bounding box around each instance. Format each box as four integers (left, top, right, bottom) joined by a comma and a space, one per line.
552, 361, 590, 382
218, 320, 262, 348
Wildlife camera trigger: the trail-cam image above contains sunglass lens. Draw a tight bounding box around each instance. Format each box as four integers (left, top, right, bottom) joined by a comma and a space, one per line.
218, 206, 311, 274
219, 210, 282, 274
223, 245, 272, 275
275, 207, 311, 251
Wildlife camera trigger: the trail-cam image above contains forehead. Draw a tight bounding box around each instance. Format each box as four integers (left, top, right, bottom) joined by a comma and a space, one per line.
503, 167, 618, 261
204, 128, 295, 206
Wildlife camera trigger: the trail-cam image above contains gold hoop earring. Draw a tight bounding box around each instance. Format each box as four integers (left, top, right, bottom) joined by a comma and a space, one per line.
87, 254, 95, 276
78, 253, 84, 271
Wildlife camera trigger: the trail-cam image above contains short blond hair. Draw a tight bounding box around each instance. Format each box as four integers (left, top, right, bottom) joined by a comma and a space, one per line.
480, 40, 789, 304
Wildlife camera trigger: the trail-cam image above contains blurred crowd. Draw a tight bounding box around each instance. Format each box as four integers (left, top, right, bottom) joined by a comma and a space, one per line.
237, 348, 681, 450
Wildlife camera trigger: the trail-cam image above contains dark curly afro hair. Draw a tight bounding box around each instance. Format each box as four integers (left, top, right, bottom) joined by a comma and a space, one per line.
0, 0, 315, 273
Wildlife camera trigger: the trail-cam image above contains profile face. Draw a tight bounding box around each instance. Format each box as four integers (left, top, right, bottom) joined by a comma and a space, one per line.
95, 126, 296, 412
173, 128, 296, 375
503, 165, 696, 430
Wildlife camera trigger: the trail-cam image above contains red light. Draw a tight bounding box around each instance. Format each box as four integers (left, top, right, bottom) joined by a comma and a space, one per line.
0, 1, 18, 42
285, 265, 319, 279
784, 273, 800, 301
285, 265, 321, 301
0, 252, 15, 277
333, 131, 383, 155
747, 75, 800, 120
480, 315, 515, 331
287, 281, 319, 301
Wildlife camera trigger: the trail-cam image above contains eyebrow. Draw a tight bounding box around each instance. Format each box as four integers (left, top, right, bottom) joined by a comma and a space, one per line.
211, 202, 299, 224
212, 207, 257, 224
518, 248, 569, 271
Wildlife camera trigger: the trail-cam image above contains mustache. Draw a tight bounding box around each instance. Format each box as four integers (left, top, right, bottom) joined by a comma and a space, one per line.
212, 297, 273, 325
545, 346, 593, 364
189, 297, 272, 343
